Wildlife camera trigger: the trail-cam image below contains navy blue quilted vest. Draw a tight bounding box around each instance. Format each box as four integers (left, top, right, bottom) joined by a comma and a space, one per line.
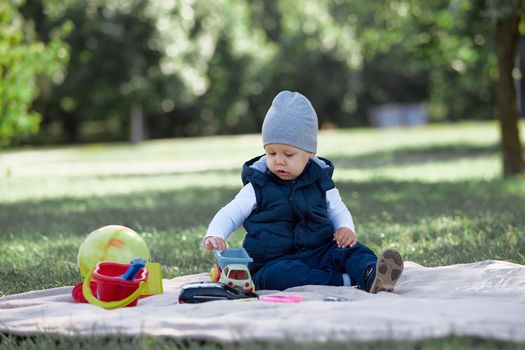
241, 155, 336, 272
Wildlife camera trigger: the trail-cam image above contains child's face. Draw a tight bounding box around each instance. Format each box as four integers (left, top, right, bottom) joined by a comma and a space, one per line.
264, 143, 315, 180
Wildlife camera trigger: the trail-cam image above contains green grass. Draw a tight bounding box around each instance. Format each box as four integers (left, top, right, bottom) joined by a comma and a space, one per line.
1, 334, 524, 350
1, 121, 524, 349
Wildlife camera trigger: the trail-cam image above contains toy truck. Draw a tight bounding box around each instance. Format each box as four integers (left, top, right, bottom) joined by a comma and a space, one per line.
210, 248, 255, 292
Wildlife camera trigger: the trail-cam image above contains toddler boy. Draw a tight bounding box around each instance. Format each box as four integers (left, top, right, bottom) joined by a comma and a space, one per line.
203, 91, 403, 293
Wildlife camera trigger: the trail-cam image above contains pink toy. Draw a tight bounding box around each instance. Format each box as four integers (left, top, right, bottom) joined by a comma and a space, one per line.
260, 295, 304, 303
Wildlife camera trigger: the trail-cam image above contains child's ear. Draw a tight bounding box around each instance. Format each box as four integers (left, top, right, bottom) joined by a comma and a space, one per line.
309, 152, 316, 159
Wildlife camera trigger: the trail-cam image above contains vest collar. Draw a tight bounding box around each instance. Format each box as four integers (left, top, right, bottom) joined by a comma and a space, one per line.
241, 154, 334, 188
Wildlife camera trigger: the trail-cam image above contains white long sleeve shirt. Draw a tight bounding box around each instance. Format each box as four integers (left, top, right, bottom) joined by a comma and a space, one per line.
204, 183, 354, 241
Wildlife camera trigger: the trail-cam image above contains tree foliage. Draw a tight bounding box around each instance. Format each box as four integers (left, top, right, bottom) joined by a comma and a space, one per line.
6, 0, 525, 177
0, 1, 68, 147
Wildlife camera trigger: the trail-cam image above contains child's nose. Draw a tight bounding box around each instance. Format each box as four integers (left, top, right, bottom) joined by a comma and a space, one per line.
275, 155, 285, 165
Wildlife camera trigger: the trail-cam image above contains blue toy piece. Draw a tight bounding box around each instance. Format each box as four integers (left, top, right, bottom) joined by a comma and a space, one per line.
119, 258, 146, 280
213, 248, 253, 270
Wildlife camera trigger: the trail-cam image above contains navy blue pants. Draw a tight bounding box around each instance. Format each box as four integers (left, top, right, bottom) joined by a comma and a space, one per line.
252, 241, 377, 291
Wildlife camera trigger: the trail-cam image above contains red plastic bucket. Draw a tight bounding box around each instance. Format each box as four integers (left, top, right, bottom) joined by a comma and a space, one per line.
91, 261, 147, 307
72, 281, 96, 303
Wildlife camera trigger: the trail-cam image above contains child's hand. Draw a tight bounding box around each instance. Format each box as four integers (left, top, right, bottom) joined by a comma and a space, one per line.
204, 236, 227, 252
333, 227, 357, 248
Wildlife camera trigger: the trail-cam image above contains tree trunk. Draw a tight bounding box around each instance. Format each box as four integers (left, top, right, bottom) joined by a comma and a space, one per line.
496, 4, 525, 177
130, 102, 144, 144
63, 111, 80, 144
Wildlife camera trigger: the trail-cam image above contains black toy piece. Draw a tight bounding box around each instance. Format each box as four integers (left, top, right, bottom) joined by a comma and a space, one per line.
178, 282, 258, 303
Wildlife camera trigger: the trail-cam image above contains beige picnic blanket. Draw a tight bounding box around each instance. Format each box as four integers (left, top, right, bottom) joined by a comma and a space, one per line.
1, 260, 524, 343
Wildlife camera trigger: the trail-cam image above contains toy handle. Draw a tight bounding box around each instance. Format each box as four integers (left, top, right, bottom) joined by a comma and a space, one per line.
120, 258, 146, 280
82, 269, 145, 310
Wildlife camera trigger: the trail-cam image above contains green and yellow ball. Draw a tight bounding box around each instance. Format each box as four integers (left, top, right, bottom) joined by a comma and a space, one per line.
77, 225, 150, 279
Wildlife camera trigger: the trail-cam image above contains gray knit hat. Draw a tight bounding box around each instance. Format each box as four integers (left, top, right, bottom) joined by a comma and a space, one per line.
262, 91, 318, 153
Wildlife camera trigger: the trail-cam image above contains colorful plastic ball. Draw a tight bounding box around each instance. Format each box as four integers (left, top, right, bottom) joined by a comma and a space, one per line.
77, 225, 150, 279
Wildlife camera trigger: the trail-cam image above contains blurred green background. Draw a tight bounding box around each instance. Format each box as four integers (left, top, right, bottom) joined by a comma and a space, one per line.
1, 0, 523, 150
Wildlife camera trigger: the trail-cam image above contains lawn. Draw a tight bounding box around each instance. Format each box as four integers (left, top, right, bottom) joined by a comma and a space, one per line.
0, 121, 524, 349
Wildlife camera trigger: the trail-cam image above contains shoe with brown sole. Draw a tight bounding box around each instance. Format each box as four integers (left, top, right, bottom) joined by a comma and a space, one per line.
369, 248, 404, 294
